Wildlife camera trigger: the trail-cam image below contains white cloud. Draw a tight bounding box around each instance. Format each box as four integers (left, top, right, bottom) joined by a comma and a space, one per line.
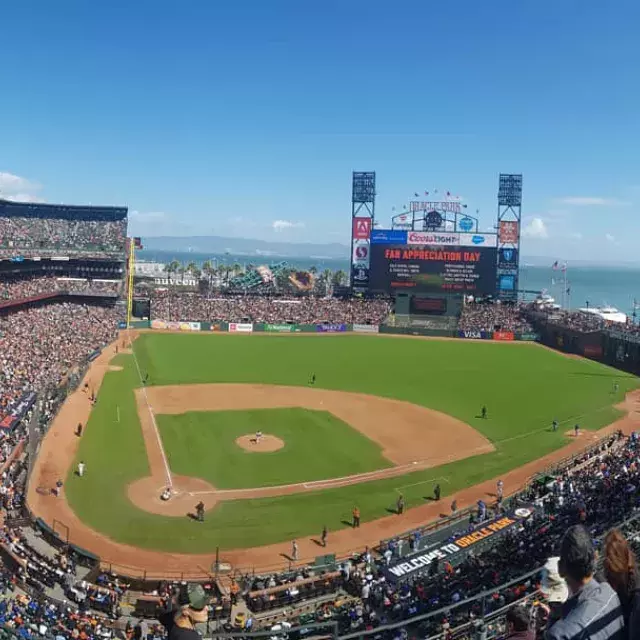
558, 196, 628, 206
605, 233, 616, 242
569, 232, 583, 240
272, 220, 304, 232
522, 217, 548, 239
129, 210, 168, 222
0, 172, 43, 202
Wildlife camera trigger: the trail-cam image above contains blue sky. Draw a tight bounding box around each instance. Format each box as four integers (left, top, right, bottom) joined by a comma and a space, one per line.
1, 0, 639, 261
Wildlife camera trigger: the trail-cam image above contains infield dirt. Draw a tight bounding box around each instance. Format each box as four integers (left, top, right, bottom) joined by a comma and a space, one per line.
26, 333, 640, 578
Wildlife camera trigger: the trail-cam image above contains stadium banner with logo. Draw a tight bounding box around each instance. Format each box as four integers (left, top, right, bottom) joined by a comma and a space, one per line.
209, 323, 224, 332
264, 324, 301, 333
228, 322, 253, 333
316, 324, 347, 333
384, 507, 534, 582
151, 319, 168, 329
458, 233, 497, 248
118, 321, 127, 329
371, 229, 408, 245
407, 231, 460, 246
493, 331, 515, 341
352, 217, 372, 293
499, 221, 519, 244
352, 324, 379, 334
517, 333, 539, 342
352, 217, 372, 240
179, 322, 201, 332
458, 330, 491, 340
0, 391, 37, 432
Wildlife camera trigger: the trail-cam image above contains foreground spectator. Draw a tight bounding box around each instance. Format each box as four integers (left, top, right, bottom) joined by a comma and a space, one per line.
546, 525, 624, 640
506, 605, 535, 640
603, 529, 640, 638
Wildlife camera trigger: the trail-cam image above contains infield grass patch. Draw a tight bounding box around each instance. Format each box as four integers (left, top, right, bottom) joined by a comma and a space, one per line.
157, 407, 392, 489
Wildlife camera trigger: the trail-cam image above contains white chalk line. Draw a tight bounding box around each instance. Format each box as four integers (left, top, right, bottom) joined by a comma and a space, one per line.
126, 329, 174, 490
394, 476, 450, 493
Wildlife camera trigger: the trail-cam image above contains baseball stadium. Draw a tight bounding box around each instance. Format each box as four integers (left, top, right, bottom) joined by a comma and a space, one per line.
2, 173, 640, 639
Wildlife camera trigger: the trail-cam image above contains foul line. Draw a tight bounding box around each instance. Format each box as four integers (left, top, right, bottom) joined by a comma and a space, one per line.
126, 329, 174, 490
394, 476, 450, 493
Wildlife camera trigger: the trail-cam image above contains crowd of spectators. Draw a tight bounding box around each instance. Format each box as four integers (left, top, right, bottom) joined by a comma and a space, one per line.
235, 432, 640, 639
0, 276, 121, 301
0, 216, 126, 258
540, 310, 607, 333
0, 302, 122, 418
148, 292, 393, 325
459, 302, 534, 334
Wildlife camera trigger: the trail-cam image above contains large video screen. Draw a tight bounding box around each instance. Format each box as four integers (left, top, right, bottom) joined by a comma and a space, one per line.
370, 243, 497, 295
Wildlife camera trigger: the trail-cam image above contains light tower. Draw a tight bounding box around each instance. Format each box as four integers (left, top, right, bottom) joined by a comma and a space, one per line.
350, 172, 376, 293
496, 174, 523, 301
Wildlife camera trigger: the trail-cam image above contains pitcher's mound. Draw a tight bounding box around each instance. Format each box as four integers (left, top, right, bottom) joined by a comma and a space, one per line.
236, 434, 284, 452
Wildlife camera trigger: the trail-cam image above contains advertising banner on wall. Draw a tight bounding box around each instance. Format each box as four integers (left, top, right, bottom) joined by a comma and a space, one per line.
351, 217, 372, 292
352, 217, 372, 240
407, 231, 460, 246
371, 229, 408, 244
493, 331, 515, 341
384, 507, 534, 582
498, 247, 518, 268
458, 233, 498, 248
352, 241, 370, 265
265, 324, 300, 333
499, 221, 519, 244
0, 392, 36, 432
229, 322, 253, 333
517, 333, 539, 342
179, 322, 201, 332
316, 324, 347, 333
352, 324, 379, 333
458, 330, 490, 340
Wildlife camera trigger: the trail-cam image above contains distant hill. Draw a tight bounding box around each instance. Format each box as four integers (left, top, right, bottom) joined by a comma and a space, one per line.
141, 235, 350, 259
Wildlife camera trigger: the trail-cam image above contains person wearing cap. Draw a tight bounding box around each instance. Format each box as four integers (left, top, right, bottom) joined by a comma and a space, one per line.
545, 525, 624, 640
160, 584, 209, 640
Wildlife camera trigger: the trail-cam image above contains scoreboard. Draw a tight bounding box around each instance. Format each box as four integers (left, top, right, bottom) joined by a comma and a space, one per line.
368, 231, 498, 296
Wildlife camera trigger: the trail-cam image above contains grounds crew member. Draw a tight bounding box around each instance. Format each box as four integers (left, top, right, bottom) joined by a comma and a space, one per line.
434, 483, 441, 501
397, 494, 405, 515
352, 506, 360, 528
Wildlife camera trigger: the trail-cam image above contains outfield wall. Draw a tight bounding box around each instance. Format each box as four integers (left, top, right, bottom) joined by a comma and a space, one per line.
145, 318, 540, 341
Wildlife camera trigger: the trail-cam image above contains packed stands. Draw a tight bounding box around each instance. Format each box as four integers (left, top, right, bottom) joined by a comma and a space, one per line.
459, 301, 534, 334
0, 200, 127, 259
148, 291, 393, 325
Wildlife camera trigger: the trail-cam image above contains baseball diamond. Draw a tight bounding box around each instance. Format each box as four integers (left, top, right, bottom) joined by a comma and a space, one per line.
26, 329, 640, 578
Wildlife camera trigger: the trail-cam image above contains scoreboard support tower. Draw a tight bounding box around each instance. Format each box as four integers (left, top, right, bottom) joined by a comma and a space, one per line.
350, 172, 376, 294
496, 174, 523, 302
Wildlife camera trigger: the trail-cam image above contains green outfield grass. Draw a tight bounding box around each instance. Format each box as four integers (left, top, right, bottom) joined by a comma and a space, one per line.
157, 408, 392, 489
63, 333, 639, 553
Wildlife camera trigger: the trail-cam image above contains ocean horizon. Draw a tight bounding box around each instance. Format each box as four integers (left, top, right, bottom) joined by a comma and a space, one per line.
138, 249, 640, 316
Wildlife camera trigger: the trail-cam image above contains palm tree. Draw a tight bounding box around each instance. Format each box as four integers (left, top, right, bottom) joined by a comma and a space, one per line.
332, 269, 347, 288
233, 262, 242, 277
202, 259, 212, 281
321, 268, 333, 296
